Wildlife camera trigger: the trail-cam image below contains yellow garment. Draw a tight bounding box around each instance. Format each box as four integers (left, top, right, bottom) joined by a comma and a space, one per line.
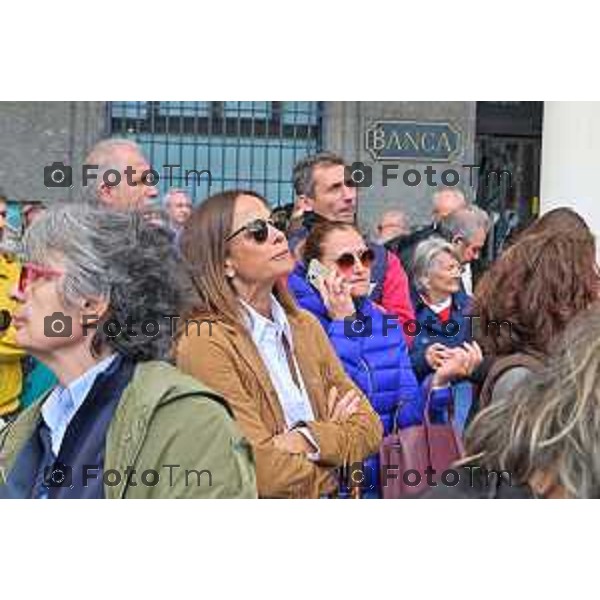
0, 253, 24, 416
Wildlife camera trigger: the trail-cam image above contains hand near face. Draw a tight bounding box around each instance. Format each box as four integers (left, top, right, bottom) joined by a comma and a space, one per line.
319, 271, 355, 321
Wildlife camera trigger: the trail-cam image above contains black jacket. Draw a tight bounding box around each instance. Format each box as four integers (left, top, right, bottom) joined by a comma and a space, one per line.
385, 223, 440, 275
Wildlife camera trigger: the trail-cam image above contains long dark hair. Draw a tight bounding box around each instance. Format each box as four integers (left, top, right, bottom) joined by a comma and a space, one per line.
464, 304, 600, 498
473, 222, 599, 358
179, 189, 298, 328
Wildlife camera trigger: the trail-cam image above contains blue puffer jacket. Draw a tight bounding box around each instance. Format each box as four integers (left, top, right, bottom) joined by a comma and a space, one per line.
289, 263, 449, 429
288, 263, 452, 496
410, 288, 473, 382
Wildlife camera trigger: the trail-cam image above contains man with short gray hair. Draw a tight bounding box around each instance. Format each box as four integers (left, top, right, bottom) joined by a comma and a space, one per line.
438, 205, 491, 294
374, 209, 410, 244
164, 188, 192, 235
386, 186, 468, 274
82, 138, 158, 210
289, 152, 416, 343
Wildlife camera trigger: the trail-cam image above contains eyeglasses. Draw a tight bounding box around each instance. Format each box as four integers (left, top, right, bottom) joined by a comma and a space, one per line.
332, 248, 375, 272
226, 218, 280, 244
17, 262, 63, 294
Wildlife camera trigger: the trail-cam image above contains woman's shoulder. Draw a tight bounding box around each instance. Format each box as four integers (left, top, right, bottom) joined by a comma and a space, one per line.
129, 360, 234, 416
490, 366, 533, 403
361, 301, 406, 343
175, 311, 238, 349
289, 306, 326, 330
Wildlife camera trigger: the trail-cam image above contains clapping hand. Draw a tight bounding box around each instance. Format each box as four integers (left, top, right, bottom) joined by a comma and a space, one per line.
431, 341, 483, 387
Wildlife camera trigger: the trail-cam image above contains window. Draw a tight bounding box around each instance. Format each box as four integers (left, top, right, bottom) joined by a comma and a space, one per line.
109, 101, 323, 205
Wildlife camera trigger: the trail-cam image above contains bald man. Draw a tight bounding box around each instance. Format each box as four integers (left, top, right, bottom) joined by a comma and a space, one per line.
83, 138, 158, 210
431, 187, 467, 223
375, 209, 410, 244
386, 187, 469, 275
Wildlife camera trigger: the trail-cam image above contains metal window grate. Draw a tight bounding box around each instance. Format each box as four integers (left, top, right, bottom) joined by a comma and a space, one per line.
108, 101, 323, 205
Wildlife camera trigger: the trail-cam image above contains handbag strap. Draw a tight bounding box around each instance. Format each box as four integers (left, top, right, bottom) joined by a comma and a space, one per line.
423, 376, 456, 427
390, 376, 457, 431
422, 377, 464, 456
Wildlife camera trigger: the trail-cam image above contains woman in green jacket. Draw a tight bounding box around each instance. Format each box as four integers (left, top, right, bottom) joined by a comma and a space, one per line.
0, 204, 256, 499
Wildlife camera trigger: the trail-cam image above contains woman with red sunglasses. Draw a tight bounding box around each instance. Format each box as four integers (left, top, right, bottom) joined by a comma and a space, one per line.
0, 204, 256, 499
288, 221, 474, 497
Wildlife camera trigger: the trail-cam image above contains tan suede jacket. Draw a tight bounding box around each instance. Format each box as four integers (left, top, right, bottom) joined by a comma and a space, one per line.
176, 307, 383, 498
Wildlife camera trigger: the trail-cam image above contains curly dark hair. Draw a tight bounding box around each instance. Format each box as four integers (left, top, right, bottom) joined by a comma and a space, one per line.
24, 204, 189, 361
473, 223, 599, 358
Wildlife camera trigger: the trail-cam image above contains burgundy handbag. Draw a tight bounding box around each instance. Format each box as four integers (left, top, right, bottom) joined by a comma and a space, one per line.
379, 389, 464, 498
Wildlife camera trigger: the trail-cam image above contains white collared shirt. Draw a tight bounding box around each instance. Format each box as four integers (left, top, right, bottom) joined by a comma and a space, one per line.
41, 354, 117, 457
461, 263, 473, 295
241, 296, 315, 428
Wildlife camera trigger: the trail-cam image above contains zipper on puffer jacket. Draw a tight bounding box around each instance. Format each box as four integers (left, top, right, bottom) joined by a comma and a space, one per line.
358, 357, 375, 397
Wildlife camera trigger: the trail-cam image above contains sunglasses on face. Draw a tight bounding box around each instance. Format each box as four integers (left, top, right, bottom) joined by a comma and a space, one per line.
333, 248, 375, 272
17, 262, 63, 294
226, 218, 281, 244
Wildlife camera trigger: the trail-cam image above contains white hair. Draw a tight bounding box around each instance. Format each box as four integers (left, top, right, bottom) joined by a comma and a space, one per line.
412, 237, 458, 293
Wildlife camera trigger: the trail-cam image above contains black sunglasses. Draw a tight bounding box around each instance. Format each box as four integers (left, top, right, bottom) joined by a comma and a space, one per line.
227, 218, 281, 244
334, 248, 376, 271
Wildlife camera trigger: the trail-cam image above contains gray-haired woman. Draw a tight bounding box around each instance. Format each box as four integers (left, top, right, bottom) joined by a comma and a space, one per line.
410, 237, 482, 431
0, 204, 256, 499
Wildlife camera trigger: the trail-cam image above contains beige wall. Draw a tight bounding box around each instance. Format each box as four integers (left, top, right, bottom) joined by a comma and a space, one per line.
0, 101, 107, 203
323, 101, 477, 233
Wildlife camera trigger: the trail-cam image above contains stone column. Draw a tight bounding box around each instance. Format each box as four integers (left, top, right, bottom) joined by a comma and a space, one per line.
540, 101, 600, 253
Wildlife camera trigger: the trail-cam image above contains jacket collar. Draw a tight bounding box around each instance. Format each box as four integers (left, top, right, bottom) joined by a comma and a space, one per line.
240, 295, 295, 351
411, 286, 469, 313
0, 360, 218, 499
211, 303, 328, 425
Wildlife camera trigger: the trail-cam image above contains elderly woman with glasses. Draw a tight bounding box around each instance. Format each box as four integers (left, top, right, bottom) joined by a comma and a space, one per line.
174, 190, 383, 499
410, 237, 482, 432
0, 204, 256, 499
288, 221, 472, 496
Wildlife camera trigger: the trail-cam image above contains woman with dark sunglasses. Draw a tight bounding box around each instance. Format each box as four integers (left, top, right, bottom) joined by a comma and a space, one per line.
288, 221, 474, 497
175, 189, 383, 498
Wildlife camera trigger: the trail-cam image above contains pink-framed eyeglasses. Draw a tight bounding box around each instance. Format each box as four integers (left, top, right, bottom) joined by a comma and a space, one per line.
17, 262, 63, 295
